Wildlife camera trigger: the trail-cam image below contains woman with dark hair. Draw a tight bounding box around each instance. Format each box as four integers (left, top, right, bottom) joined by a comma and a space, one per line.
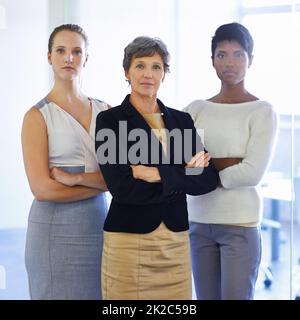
184, 22, 278, 300
95, 36, 219, 300
22, 24, 109, 299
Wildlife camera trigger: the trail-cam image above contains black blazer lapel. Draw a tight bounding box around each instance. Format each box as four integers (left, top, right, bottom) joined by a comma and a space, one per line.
157, 99, 178, 163
121, 95, 164, 164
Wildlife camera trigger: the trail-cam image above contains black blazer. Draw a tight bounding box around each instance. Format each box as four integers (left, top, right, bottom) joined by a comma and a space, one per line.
95, 95, 219, 233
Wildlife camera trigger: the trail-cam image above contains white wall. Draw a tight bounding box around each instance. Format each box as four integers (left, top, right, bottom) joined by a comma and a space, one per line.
80, 0, 241, 110
80, 0, 178, 108
0, 0, 240, 229
0, 0, 48, 228
176, 0, 241, 108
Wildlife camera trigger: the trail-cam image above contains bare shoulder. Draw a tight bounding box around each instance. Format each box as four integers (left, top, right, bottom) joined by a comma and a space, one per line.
23, 106, 44, 121
22, 106, 46, 133
21, 106, 48, 157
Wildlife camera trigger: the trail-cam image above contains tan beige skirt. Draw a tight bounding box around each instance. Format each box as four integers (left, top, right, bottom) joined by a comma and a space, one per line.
102, 222, 191, 300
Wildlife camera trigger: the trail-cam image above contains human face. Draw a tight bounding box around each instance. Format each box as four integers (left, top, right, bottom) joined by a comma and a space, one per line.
48, 30, 88, 81
125, 53, 165, 98
212, 40, 252, 86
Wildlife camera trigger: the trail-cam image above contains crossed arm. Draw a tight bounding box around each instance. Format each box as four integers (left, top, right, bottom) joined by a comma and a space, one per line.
131, 152, 240, 185
50, 167, 107, 190
96, 111, 219, 202
211, 157, 242, 172
131, 151, 211, 182
21, 108, 107, 202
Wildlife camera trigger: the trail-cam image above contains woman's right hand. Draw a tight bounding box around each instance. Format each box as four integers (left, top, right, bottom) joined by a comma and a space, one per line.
131, 165, 161, 183
50, 167, 78, 186
185, 151, 211, 168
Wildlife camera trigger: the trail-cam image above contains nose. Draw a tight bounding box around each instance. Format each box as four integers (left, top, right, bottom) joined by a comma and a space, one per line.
64, 53, 73, 64
224, 55, 234, 66
143, 68, 153, 78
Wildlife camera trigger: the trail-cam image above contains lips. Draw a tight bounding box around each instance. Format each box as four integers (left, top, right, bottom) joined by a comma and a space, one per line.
223, 70, 236, 76
62, 66, 75, 70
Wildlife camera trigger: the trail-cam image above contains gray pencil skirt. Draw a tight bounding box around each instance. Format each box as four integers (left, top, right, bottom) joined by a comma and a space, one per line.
25, 169, 108, 300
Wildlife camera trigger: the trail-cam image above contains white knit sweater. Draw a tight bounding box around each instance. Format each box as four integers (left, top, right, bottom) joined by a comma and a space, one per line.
184, 100, 278, 225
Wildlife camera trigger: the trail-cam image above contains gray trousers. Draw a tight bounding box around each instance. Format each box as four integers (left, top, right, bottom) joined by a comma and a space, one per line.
189, 222, 261, 300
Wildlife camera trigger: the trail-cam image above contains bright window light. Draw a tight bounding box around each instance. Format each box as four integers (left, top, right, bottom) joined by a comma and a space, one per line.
0, 5, 6, 29
243, 0, 296, 7
243, 12, 300, 114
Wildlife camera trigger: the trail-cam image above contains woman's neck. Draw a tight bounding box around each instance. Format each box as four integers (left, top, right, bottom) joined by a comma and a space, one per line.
209, 82, 258, 103
129, 92, 159, 114
48, 79, 85, 104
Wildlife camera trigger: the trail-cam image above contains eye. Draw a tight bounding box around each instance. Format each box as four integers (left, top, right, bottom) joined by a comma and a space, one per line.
135, 64, 144, 69
153, 64, 162, 70
74, 49, 82, 55
216, 53, 224, 59
234, 52, 245, 59
56, 48, 64, 54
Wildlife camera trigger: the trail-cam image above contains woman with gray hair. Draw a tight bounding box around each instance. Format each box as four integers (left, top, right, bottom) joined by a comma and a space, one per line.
95, 36, 219, 299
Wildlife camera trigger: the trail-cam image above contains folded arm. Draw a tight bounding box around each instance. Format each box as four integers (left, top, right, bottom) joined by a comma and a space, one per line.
96, 112, 167, 205
219, 107, 278, 188
131, 151, 211, 182
50, 167, 108, 191
211, 157, 242, 172
156, 114, 219, 196
96, 111, 219, 202
22, 108, 102, 202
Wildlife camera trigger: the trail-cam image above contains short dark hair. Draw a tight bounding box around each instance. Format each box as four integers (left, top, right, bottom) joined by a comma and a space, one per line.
48, 24, 89, 53
211, 22, 254, 59
123, 36, 170, 73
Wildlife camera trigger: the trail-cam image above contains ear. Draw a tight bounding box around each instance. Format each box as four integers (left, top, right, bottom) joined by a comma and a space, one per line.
248, 54, 254, 68
83, 54, 89, 67
125, 70, 130, 82
211, 56, 215, 68
48, 52, 52, 65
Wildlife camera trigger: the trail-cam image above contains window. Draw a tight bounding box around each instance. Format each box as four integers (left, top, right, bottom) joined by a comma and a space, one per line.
242, 1, 300, 300
243, 3, 300, 114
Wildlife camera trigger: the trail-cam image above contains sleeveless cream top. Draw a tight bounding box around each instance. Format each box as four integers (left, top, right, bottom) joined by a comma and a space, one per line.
35, 97, 109, 172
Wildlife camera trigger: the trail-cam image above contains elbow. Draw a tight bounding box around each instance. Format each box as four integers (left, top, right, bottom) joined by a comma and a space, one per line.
187, 174, 219, 196
201, 179, 219, 195
247, 175, 262, 187
221, 175, 262, 189
35, 194, 47, 202
32, 188, 47, 201
203, 170, 220, 193
30, 183, 51, 201
206, 180, 219, 193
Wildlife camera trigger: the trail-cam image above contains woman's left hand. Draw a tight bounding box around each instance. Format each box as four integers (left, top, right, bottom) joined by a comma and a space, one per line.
211, 157, 243, 171
131, 165, 161, 183
50, 167, 78, 186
